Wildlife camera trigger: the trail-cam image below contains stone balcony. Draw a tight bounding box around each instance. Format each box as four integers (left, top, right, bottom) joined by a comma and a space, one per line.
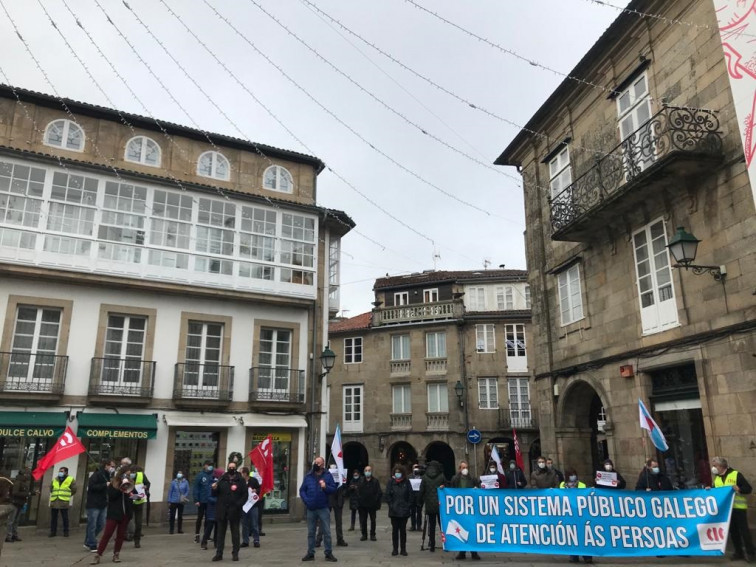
373, 300, 463, 326
390, 414, 412, 431
390, 360, 411, 376
425, 358, 447, 375
426, 412, 449, 431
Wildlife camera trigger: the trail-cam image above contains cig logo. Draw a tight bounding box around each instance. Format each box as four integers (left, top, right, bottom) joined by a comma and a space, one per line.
697, 523, 728, 551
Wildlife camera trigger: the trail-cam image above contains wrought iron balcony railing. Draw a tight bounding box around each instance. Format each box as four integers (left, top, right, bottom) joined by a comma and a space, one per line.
89, 357, 156, 398
173, 362, 234, 403
550, 106, 723, 237
0, 351, 68, 395
249, 367, 305, 405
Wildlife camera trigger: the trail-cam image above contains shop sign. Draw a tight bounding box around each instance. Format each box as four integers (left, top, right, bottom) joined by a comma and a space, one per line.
252, 432, 291, 442
0, 427, 63, 438
80, 428, 153, 439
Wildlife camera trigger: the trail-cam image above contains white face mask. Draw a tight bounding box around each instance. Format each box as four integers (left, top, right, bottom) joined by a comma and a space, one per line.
537, 462, 546, 469
711, 466, 720, 476
604, 464, 613, 471
489, 468, 496, 473
461, 468, 469, 476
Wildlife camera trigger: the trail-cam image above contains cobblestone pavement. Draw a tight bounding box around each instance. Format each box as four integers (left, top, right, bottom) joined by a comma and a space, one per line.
1, 521, 730, 567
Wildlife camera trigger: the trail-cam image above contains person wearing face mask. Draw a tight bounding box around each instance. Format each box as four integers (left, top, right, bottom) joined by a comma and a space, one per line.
546, 458, 565, 484
315, 465, 348, 549
299, 456, 338, 562
357, 464, 383, 542
84, 459, 115, 551
200, 468, 223, 551
418, 460, 445, 552
167, 470, 190, 534
408, 463, 424, 531
90, 474, 135, 564
211, 461, 247, 562
530, 456, 558, 489
194, 460, 216, 543
595, 459, 626, 489
449, 461, 481, 560
347, 469, 361, 531
384, 464, 412, 557
125, 464, 150, 548
504, 460, 527, 490
635, 458, 673, 491
485, 461, 508, 489
560, 468, 591, 564
710, 456, 755, 562
49, 466, 77, 537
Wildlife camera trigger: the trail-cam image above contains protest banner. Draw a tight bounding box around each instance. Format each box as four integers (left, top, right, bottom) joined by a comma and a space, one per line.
595, 471, 618, 487
409, 478, 422, 491
439, 487, 734, 557
479, 474, 499, 489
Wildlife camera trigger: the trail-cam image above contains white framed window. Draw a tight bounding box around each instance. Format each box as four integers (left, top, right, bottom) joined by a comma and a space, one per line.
394, 291, 409, 306
633, 219, 678, 334
183, 321, 223, 393
262, 165, 293, 193
505, 286, 514, 309
425, 331, 446, 358
548, 146, 571, 199
468, 287, 485, 310
508, 377, 532, 428
392, 384, 411, 414
343, 384, 363, 432
98, 181, 147, 264
328, 237, 340, 302
197, 151, 230, 181
558, 264, 584, 326
475, 324, 495, 353
44, 119, 84, 152
423, 288, 438, 303
525, 285, 531, 309
478, 377, 498, 409
125, 136, 161, 167
258, 328, 292, 398
344, 337, 363, 364
391, 334, 410, 361
427, 382, 449, 413
617, 73, 654, 173
102, 314, 146, 387
7, 306, 62, 385
505, 324, 527, 372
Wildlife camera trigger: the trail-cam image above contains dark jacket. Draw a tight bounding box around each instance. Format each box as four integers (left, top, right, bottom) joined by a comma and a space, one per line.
348, 475, 361, 510
504, 467, 528, 489
550, 467, 565, 484
357, 476, 383, 510
106, 484, 134, 522
85, 467, 111, 509
193, 469, 214, 503
418, 461, 445, 514
329, 482, 347, 509
384, 477, 412, 518
213, 470, 247, 519
530, 467, 558, 489
597, 470, 627, 490
635, 468, 673, 491
449, 472, 480, 488
11, 470, 33, 508
299, 469, 337, 510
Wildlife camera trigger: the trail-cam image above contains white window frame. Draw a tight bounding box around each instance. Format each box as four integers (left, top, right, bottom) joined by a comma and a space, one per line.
197, 151, 231, 181
262, 165, 293, 193
505, 324, 527, 373
508, 377, 532, 428
475, 324, 495, 353
558, 264, 584, 326
344, 337, 363, 364
617, 72, 655, 174
391, 334, 410, 361
392, 384, 411, 414
343, 384, 363, 432
184, 321, 224, 393
102, 314, 147, 387
423, 288, 439, 303
124, 136, 161, 167
478, 377, 499, 410
468, 287, 486, 311
258, 328, 292, 397
548, 146, 571, 199
8, 306, 62, 385
425, 331, 446, 359
525, 285, 531, 309
394, 291, 409, 306
427, 382, 449, 413
632, 218, 678, 335
43, 119, 85, 152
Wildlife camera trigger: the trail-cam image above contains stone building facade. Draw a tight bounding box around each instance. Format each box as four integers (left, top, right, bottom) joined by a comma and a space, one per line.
496, 0, 755, 496
326, 269, 538, 482
0, 84, 353, 527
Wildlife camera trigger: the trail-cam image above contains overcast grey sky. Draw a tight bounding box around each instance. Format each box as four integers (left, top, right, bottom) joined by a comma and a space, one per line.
0, 0, 620, 316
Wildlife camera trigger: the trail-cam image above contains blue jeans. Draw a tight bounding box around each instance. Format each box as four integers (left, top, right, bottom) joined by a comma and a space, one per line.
85, 507, 107, 548
241, 507, 259, 545
307, 507, 331, 555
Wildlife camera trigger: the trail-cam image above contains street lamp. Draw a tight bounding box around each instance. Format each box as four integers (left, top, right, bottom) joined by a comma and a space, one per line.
319, 344, 336, 377
454, 380, 465, 407
666, 227, 726, 281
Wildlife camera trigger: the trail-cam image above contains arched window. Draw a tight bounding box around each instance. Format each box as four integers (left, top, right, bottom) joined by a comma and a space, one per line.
263, 165, 293, 193
125, 136, 161, 167
197, 151, 230, 181
44, 119, 85, 151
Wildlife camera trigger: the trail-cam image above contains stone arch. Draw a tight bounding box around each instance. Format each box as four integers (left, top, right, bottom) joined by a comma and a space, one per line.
342, 441, 369, 476
388, 441, 417, 470
423, 441, 455, 481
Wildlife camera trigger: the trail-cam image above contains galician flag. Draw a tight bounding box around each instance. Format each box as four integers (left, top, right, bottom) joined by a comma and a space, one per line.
32, 426, 85, 480
490, 444, 505, 475
445, 519, 469, 543
331, 424, 345, 484
638, 399, 669, 452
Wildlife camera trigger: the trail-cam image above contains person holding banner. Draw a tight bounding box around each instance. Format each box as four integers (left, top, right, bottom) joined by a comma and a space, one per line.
240, 466, 260, 548
482, 461, 507, 489
418, 460, 444, 552
530, 456, 558, 489
711, 456, 755, 562
559, 468, 592, 564
635, 458, 673, 492
546, 458, 565, 484
595, 459, 626, 490
384, 464, 412, 557
449, 461, 481, 560
504, 460, 527, 489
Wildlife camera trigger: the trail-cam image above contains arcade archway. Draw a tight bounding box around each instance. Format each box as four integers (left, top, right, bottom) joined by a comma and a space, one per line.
388, 441, 417, 469
342, 441, 369, 476
424, 441, 455, 481
558, 380, 607, 476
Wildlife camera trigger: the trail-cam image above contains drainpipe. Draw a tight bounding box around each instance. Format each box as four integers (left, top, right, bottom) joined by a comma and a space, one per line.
309, 303, 318, 462
457, 320, 469, 456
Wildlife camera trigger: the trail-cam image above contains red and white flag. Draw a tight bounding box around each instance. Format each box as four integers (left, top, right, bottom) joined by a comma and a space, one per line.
512, 428, 525, 471
249, 435, 274, 497
32, 427, 85, 480
331, 424, 345, 484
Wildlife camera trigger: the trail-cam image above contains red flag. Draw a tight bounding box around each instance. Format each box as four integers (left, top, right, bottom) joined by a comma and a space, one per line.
248, 435, 274, 497
32, 427, 86, 480
512, 428, 524, 471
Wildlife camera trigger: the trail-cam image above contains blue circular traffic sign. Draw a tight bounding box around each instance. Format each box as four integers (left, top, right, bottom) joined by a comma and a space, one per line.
466, 429, 482, 444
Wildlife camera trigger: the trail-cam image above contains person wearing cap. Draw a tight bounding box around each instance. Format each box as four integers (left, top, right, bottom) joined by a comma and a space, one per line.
504, 460, 527, 489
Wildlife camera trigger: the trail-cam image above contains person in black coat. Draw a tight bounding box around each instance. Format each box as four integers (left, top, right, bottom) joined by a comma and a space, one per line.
596, 458, 627, 489
211, 460, 247, 562
91, 475, 135, 564
408, 464, 424, 531
504, 460, 527, 489
347, 469, 361, 531
357, 464, 383, 541
384, 464, 412, 557
635, 458, 673, 491
85, 459, 114, 550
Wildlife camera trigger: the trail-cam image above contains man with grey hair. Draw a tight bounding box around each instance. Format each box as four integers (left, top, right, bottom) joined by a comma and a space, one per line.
711, 456, 755, 562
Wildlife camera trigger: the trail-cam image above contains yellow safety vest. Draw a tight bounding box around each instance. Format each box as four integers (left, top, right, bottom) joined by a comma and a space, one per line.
133, 471, 146, 506
559, 481, 586, 489
714, 469, 747, 510
50, 476, 74, 502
